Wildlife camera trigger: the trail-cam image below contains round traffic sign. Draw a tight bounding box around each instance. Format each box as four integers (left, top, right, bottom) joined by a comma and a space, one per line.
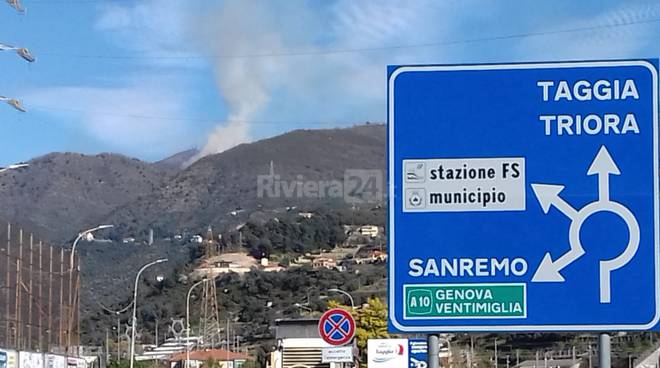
318, 308, 356, 346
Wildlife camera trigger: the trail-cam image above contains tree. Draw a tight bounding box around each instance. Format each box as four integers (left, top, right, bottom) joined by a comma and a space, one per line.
328, 297, 389, 351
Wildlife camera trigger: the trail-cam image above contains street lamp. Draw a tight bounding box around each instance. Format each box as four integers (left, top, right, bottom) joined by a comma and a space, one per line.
0, 96, 25, 112
186, 278, 209, 368
68, 225, 114, 351
5, 0, 25, 13
0, 43, 35, 62
327, 288, 355, 309
70, 224, 114, 271
129, 258, 168, 368
98, 301, 133, 362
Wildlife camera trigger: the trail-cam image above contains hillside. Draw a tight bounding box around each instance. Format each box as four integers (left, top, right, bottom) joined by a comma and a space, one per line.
154, 148, 199, 171
103, 124, 386, 239
0, 152, 170, 243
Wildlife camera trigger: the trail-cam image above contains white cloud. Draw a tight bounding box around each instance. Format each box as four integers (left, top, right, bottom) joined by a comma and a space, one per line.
25, 76, 191, 158
35, 0, 660, 164
95, 0, 205, 69
512, 2, 660, 61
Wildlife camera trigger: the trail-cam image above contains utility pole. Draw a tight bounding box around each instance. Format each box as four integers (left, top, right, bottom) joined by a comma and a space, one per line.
117, 317, 121, 361
471, 336, 475, 368
536, 350, 540, 368
428, 335, 439, 368
5, 223, 10, 348
27, 234, 32, 350
38, 241, 43, 352
48, 245, 53, 352
15, 229, 22, 350
59, 248, 64, 348
106, 329, 110, 365
599, 334, 611, 368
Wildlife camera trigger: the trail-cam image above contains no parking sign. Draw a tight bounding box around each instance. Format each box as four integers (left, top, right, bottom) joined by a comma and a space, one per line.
318, 308, 356, 346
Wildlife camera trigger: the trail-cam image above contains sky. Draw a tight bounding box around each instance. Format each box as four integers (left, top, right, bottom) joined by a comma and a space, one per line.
1, 0, 660, 166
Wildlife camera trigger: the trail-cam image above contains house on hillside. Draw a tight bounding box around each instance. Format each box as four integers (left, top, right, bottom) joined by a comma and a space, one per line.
358, 225, 379, 237
312, 257, 337, 270
194, 260, 251, 277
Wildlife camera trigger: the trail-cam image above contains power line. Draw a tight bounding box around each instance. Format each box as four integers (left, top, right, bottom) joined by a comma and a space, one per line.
37, 16, 660, 61
29, 105, 372, 126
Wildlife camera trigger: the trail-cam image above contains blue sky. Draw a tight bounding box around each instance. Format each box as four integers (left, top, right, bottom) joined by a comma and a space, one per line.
1, 0, 660, 166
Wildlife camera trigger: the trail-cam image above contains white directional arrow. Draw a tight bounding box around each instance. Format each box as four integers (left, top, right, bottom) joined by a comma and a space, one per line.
531, 183, 584, 282
532, 248, 585, 282
587, 145, 620, 202
531, 184, 578, 219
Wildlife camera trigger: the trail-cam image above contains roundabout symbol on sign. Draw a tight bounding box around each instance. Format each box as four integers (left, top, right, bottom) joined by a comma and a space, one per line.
318, 308, 356, 346
531, 145, 640, 303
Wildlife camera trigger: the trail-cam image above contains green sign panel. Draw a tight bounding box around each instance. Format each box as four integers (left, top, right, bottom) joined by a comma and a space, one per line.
404, 283, 526, 319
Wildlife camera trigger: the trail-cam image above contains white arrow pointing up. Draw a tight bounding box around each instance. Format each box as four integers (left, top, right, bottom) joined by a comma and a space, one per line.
587, 145, 620, 202
531, 184, 578, 219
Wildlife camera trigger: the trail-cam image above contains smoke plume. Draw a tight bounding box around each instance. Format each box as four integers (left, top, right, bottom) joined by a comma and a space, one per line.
187, 1, 291, 165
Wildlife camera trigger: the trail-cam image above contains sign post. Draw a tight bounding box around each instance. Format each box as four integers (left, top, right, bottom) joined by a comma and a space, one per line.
388, 60, 659, 365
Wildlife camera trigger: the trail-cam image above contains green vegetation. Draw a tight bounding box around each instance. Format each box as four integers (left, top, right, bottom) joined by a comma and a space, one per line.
220, 207, 385, 258
328, 297, 389, 352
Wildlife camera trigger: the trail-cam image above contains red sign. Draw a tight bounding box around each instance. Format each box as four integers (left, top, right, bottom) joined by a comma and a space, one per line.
318, 308, 356, 346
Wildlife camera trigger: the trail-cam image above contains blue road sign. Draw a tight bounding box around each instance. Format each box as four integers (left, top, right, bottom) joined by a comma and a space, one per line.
388, 60, 659, 332
408, 339, 428, 368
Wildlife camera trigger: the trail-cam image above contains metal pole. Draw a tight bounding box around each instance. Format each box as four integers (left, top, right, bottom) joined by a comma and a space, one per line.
38, 241, 43, 351
59, 248, 64, 348
536, 350, 539, 368
327, 288, 355, 309
428, 335, 439, 368
48, 245, 53, 352
466, 343, 472, 368
471, 336, 475, 368
117, 317, 121, 361
129, 258, 168, 368
68, 224, 113, 350
599, 334, 611, 368
4, 223, 9, 348
495, 338, 498, 368
15, 229, 22, 350
106, 329, 110, 365
186, 279, 206, 368
68, 232, 82, 352
27, 234, 32, 350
